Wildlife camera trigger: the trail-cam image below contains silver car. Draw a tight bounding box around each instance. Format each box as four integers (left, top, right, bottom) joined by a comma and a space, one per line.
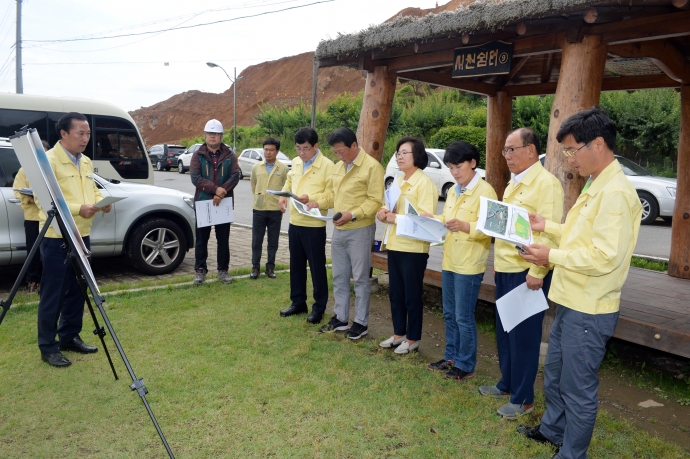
177, 143, 202, 174
237, 148, 292, 180
0, 138, 196, 275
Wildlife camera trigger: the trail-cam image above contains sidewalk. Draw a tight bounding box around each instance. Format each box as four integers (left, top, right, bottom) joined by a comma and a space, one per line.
0, 225, 332, 295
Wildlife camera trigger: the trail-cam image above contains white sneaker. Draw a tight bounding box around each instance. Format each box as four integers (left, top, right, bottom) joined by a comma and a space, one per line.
394, 340, 419, 354
379, 335, 406, 348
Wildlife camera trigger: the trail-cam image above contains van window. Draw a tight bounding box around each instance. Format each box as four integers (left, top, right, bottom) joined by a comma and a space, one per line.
0, 147, 21, 187
0, 109, 47, 139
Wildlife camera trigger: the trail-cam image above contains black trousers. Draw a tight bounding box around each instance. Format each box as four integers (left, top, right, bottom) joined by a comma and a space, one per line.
252, 210, 282, 270
387, 250, 429, 341
288, 224, 328, 314
195, 223, 231, 272
24, 220, 42, 284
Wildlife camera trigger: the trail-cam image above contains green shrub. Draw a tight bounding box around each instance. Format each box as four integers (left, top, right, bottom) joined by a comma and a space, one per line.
429, 126, 487, 168
467, 107, 487, 128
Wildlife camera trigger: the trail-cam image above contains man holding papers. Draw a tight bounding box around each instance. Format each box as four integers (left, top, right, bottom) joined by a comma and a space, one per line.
423, 142, 497, 381
37, 113, 112, 367
13, 167, 42, 293
318, 128, 383, 340
278, 127, 334, 324
377, 137, 438, 355
518, 107, 641, 459
190, 119, 241, 285
478, 128, 563, 420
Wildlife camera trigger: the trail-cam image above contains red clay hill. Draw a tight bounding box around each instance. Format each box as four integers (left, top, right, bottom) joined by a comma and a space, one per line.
129, 1, 471, 146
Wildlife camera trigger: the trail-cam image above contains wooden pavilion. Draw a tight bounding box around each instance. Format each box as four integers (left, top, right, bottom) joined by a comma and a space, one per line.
314, 0, 690, 357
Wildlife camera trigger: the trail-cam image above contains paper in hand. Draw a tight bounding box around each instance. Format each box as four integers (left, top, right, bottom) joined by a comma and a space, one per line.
95, 196, 126, 208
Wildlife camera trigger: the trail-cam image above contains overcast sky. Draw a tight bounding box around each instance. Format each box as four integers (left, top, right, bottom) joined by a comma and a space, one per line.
0, 0, 438, 112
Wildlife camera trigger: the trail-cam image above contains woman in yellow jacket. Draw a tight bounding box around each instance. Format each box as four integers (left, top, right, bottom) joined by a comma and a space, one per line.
423, 142, 497, 380
377, 137, 438, 354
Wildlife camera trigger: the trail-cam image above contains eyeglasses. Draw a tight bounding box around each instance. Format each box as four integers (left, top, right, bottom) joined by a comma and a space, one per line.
501, 144, 531, 157
396, 150, 413, 158
296, 145, 313, 153
562, 142, 591, 157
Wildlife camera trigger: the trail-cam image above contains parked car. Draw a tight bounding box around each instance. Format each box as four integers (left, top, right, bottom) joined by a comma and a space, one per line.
539, 154, 676, 225
384, 148, 485, 199
237, 148, 293, 179
177, 143, 202, 174
148, 143, 186, 172
0, 138, 196, 275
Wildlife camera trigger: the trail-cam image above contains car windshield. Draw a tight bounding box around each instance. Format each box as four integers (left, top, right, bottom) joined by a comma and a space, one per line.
617, 156, 652, 176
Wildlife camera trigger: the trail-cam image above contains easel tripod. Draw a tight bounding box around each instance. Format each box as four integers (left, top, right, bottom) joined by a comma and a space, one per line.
0, 204, 175, 459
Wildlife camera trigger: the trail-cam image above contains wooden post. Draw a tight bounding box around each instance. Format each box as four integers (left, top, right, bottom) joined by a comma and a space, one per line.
669, 84, 690, 279
356, 66, 397, 163
310, 57, 318, 129
485, 91, 512, 201
544, 35, 608, 216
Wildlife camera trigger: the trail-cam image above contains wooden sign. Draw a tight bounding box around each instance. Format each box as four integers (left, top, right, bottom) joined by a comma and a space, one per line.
452, 41, 513, 78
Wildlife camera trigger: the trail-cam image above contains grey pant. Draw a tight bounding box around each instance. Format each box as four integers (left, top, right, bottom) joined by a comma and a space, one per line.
540, 304, 619, 459
331, 224, 375, 326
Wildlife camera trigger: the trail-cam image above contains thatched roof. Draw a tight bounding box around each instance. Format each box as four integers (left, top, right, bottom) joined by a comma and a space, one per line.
315, 0, 622, 59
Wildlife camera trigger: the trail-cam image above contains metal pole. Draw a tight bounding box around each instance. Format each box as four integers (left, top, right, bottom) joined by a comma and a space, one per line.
233, 67, 237, 153
310, 57, 318, 129
15, 0, 23, 94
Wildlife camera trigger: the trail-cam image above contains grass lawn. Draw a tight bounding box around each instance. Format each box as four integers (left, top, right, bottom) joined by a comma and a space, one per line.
0, 275, 687, 458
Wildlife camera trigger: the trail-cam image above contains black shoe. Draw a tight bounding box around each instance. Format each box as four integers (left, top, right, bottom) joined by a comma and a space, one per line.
443, 366, 475, 381
517, 425, 560, 448
280, 304, 308, 317
306, 311, 323, 324
250, 268, 259, 280
344, 322, 368, 340
58, 336, 98, 354
265, 268, 276, 279
41, 351, 72, 367
427, 359, 454, 371
319, 315, 350, 333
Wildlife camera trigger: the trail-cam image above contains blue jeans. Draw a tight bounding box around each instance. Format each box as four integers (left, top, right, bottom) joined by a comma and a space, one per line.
540, 305, 619, 459
442, 270, 484, 373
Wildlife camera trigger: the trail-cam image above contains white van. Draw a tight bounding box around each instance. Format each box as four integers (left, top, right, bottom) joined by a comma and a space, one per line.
0, 93, 153, 184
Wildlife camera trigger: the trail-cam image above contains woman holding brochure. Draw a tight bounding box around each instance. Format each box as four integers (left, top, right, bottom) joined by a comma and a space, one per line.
377, 137, 438, 354
422, 142, 497, 380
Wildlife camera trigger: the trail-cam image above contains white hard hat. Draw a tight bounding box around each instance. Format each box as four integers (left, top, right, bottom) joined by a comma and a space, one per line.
204, 119, 224, 133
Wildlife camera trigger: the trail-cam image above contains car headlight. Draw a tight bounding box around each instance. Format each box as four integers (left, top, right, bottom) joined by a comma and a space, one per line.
667, 187, 676, 198
183, 196, 195, 209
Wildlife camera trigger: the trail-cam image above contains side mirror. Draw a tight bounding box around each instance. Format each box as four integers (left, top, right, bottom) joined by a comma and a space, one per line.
429, 161, 440, 169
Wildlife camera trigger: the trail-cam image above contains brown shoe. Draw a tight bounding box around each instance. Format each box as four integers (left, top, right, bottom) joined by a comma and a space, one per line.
266, 268, 276, 279
250, 268, 259, 280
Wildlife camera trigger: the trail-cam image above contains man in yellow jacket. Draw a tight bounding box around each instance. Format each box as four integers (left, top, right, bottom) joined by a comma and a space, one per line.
250, 137, 288, 279
13, 167, 42, 293
37, 112, 112, 368
278, 127, 334, 324
518, 107, 642, 459
318, 127, 383, 339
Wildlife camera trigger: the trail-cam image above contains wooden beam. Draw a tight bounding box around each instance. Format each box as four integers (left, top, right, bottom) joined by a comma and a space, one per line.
609, 40, 690, 83
541, 53, 555, 83
486, 92, 512, 202
583, 7, 598, 24
505, 74, 679, 98
590, 9, 690, 45
381, 48, 454, 73
545, 35, 608, 217
669, 84, 690, 279
397, 70, 498, 96
672, 0, 690, 9
503, 56, 530, 85
356, 66, 397, 163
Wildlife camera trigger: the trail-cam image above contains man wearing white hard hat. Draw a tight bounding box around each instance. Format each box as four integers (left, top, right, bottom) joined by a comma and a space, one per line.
190, 119, 241, 284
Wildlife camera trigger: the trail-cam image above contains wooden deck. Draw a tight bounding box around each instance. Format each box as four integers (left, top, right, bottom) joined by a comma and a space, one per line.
372, 246, 690, 359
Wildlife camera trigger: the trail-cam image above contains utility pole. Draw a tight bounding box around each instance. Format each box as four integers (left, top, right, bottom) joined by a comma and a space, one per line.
16, 0, 23, 94
206, 62, 242, 153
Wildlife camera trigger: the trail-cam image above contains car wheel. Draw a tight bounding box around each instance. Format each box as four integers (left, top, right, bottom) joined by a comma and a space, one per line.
178, 161, 186, 174
441, 183, 454, 200
126, 218, 187, 275
238, 169, 244, 180
385, 177, 393, 189
638, 191, 659, 225
156, 160, 164, 171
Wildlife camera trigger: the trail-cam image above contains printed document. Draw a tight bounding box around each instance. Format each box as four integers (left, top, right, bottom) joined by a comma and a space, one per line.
384, 178, 401, 211
290, 198, 332, 221
476, 196, 533, 247
268, 189, 301, 200
196, 197, 234, 228
13, 187, 33, 197
395, 199, 449, 243
496, 283, 549, 333
95, 196, 126, 208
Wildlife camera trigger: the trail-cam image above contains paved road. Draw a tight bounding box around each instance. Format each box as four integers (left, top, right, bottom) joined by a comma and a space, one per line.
157, 170, 673, 259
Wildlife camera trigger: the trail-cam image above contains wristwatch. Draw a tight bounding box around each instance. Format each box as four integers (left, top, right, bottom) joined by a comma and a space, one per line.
351, 214, 357, 222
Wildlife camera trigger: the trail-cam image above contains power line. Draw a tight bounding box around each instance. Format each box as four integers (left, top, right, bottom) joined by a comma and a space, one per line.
24, 58, 276, 65
24, 0, 335, 43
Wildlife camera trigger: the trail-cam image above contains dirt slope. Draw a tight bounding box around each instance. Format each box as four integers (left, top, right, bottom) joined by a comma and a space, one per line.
130, 52, 365, 146
130, 1, 469, 146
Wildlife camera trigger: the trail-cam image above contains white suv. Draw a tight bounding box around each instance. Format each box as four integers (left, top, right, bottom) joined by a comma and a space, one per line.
177, 143, 202, 174
0, 138, 197, 275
